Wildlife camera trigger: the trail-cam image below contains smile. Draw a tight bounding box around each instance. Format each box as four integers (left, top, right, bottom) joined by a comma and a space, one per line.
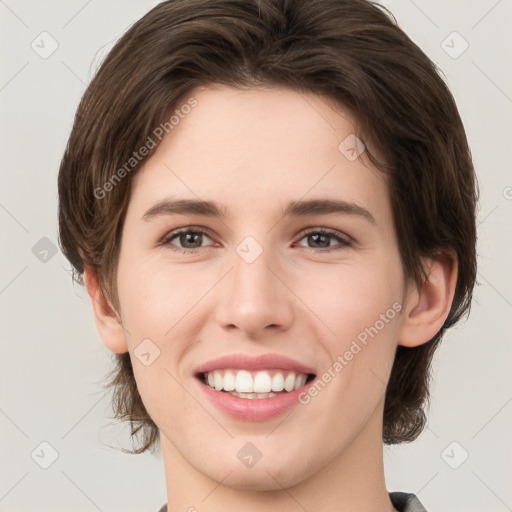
193, 352, 318, 420
201, 369, 315, 398
195, 373, 318, 421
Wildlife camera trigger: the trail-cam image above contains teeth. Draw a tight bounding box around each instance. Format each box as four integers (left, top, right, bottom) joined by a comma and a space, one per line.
253, 371, 272, 393
214, 371, 223, 391
271, 372, 284, 391
223, 370, 236, 391
235, 370, 253, 392
284, 372, 296, 392
227, 391, 278, 399
203, 369, 311, 394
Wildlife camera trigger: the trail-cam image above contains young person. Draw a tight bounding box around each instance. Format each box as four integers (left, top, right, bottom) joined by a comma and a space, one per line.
57, 1, 478, 510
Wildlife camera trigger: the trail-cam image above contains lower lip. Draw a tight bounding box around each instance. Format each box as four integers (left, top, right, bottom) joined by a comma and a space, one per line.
195, 377, 315, 421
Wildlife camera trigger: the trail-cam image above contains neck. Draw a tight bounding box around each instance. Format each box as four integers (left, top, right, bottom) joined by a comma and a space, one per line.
160, 399, 397, 512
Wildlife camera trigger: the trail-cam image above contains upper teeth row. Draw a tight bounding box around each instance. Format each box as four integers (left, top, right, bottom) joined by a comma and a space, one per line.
205, 369, 310, 393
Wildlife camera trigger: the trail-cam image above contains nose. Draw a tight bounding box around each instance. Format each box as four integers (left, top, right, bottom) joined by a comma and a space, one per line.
214, 244, 294, 339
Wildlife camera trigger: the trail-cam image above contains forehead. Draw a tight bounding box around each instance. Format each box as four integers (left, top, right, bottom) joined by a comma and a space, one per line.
128, 85, 389, 223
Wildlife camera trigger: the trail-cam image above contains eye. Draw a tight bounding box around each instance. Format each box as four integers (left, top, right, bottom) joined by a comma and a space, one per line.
160, 226, 353, 254
160, 227, 215, 253
294, 227, 353, 253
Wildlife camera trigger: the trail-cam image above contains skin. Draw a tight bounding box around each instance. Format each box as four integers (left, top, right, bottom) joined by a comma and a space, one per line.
84, 85, 457, 512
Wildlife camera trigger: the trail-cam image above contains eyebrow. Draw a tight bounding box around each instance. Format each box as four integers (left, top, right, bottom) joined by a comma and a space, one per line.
142, 197, 376, 225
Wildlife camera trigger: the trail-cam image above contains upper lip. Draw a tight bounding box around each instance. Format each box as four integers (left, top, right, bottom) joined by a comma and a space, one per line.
194, 353, 317, 376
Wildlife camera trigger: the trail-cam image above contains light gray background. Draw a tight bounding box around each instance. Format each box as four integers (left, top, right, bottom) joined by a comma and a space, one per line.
1, 1, 511, 511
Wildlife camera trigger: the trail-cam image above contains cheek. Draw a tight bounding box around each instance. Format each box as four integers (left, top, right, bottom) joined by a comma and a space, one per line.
121, 260, 200, 426
117, 257, 199, 338
299, 258, 402, 402
295, 258, 403, 336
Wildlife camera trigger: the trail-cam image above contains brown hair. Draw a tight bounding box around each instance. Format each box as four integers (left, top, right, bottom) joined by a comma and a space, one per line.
57, 0, 478, 454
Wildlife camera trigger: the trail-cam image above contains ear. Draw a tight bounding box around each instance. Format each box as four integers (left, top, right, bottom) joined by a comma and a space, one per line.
398, 251, 458, 347
83, 266, 128, 354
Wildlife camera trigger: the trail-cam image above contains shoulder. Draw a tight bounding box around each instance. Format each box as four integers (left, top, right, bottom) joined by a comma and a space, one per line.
389, 491, 428, 512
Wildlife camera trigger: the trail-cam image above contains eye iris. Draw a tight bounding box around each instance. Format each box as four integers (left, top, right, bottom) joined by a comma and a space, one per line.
308, 233, 330, 248
181, 232, 203, 248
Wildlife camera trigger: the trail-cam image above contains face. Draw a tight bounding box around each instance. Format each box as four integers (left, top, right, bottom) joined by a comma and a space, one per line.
115, 85, 409, 490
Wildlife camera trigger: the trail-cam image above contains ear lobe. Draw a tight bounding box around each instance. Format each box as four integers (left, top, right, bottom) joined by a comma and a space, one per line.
83, 266, 128, 354
398, 252, 458, 348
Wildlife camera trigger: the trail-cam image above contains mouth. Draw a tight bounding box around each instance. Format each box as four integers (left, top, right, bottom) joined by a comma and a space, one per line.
196, 369, 316, 399
194, 369, 317, 421
192, 352, 318, 420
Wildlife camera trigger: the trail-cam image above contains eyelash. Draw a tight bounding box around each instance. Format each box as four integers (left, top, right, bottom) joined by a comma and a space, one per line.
160, 226, 353, 254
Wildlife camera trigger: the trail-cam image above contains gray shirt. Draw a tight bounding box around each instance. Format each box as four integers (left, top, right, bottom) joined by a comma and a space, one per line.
157, 492, 427, 511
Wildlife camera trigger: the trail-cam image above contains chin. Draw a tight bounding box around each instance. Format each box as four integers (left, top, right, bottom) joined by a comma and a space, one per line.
199, 453, 313, 492
218, 469, 302, 492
